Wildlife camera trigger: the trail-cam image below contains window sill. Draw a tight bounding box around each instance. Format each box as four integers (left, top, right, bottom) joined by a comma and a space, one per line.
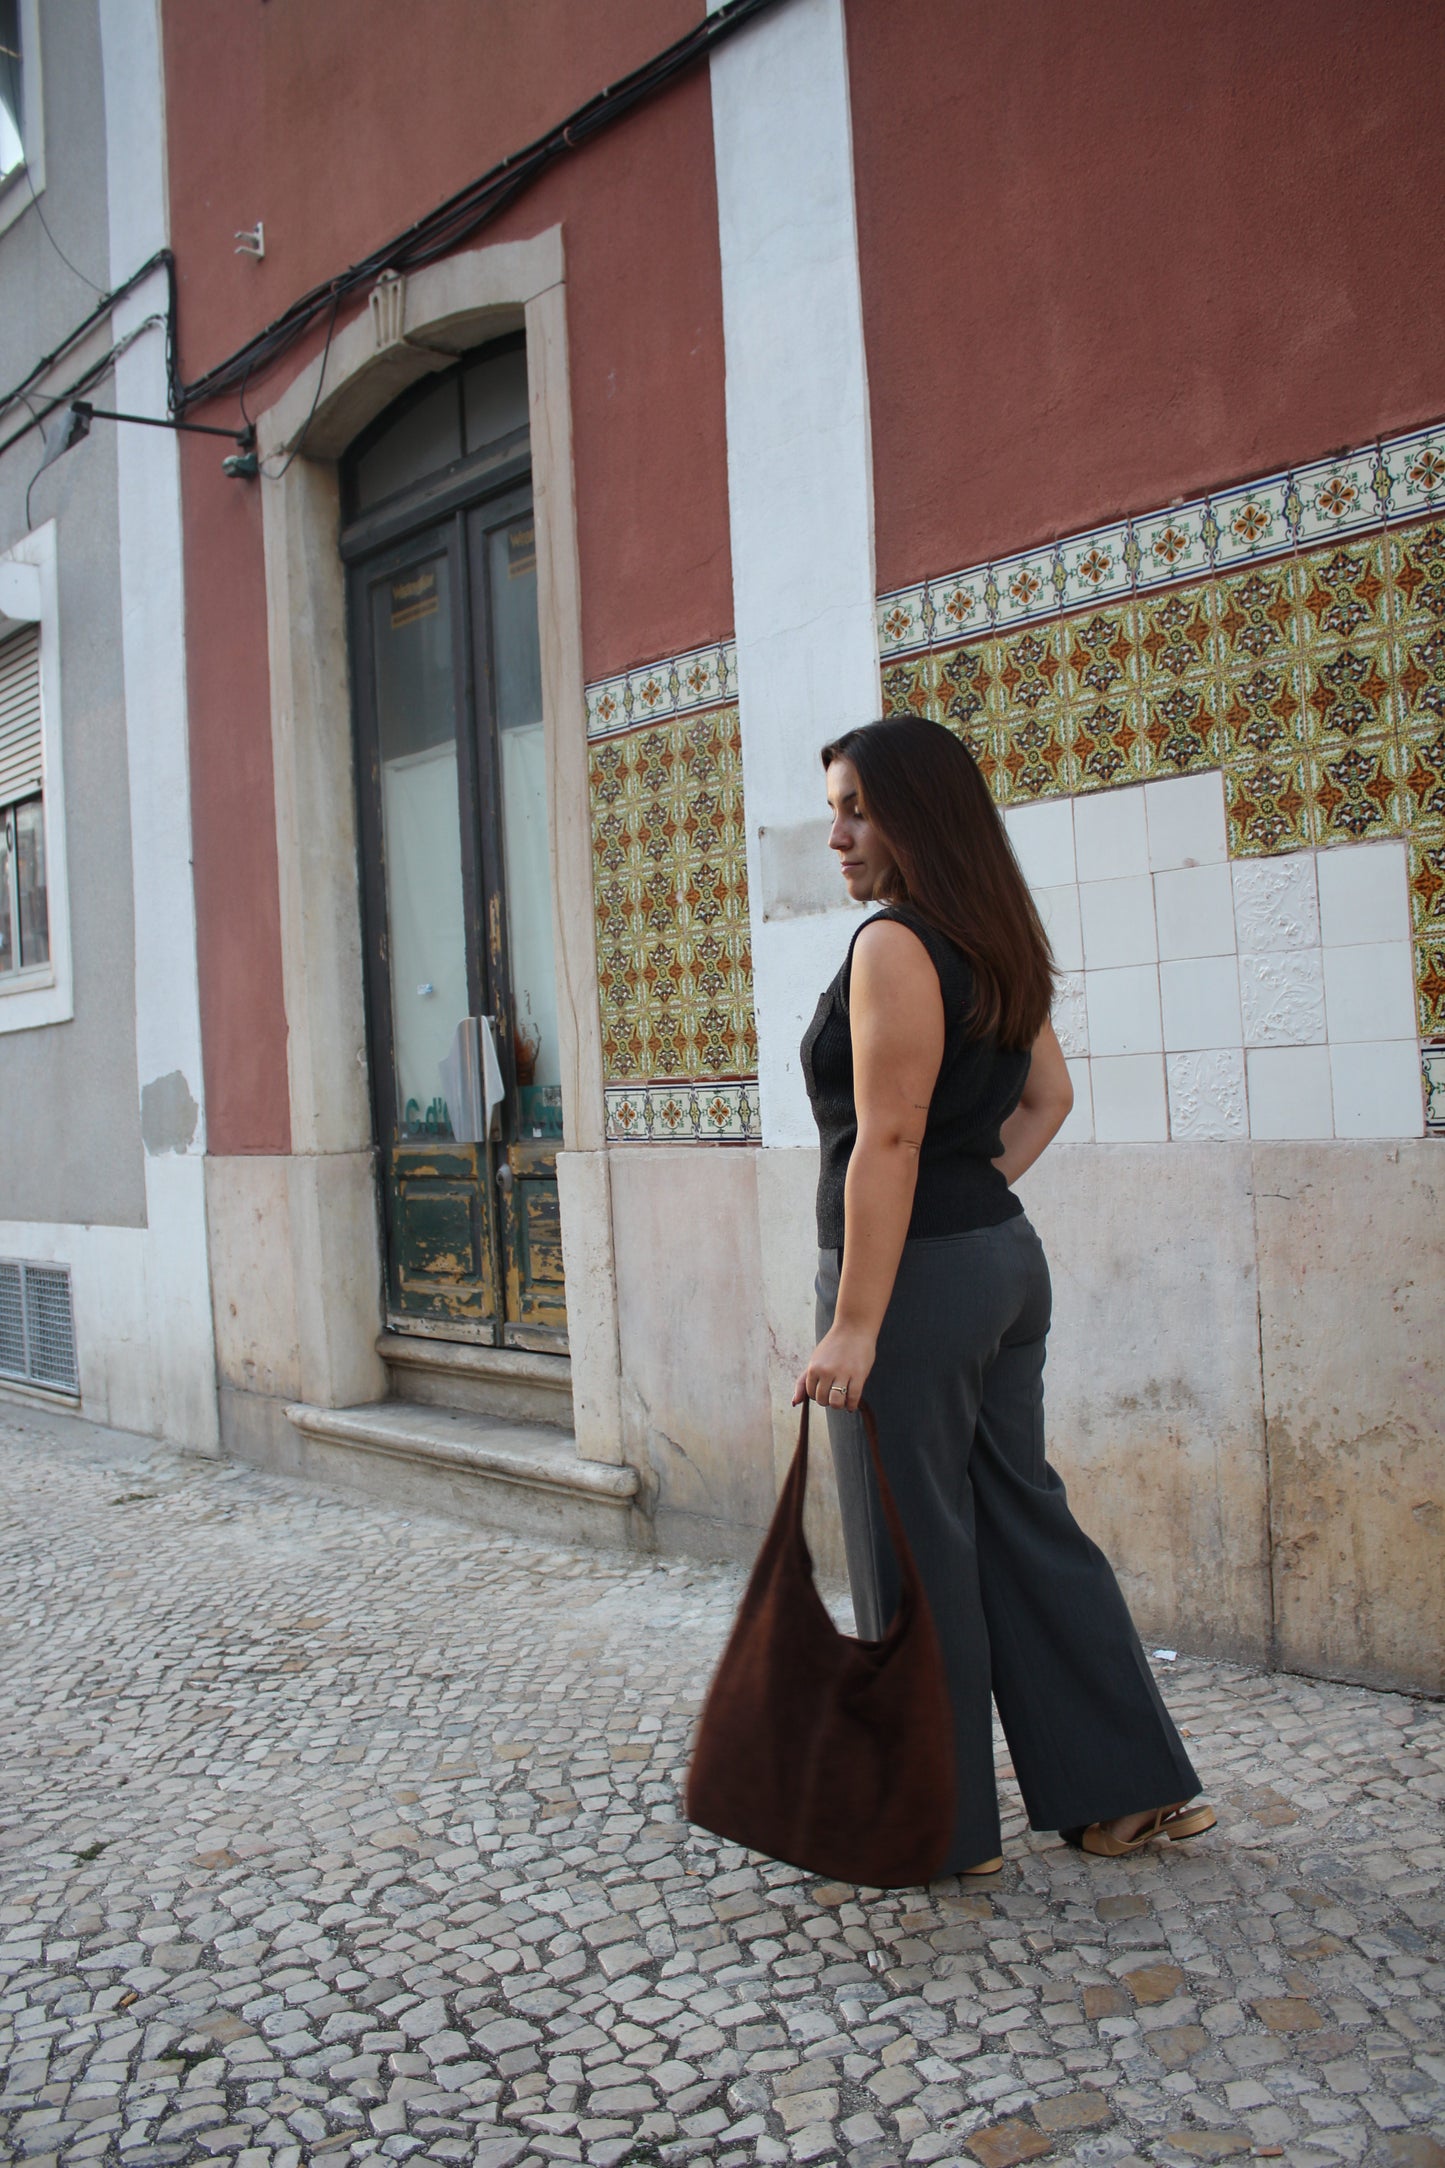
0, 163, 37, 244
0, 965, 70, 1033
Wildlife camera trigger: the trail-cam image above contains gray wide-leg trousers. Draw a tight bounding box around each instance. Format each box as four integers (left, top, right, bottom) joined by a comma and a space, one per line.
817, 1217, 1200, 1873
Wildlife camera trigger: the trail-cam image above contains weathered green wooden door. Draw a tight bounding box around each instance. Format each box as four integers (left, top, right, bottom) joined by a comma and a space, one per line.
345, 350, 567, 1351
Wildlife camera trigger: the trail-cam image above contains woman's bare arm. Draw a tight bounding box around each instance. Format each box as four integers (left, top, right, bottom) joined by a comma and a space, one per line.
993, 1018, 1072, 1183
794, 919, 944, 1411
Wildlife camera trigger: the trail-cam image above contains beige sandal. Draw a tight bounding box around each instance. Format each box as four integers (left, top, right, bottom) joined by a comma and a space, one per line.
1065, 1801, 1217, 1856
961, 1854, 1004, 1876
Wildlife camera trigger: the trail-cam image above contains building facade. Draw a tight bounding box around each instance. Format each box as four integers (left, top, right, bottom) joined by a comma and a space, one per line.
4, 0, 1438, 1695
0, 0, 216, 1445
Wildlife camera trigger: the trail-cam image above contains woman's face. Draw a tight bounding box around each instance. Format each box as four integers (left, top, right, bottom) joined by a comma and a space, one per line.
826, 756, 898, 904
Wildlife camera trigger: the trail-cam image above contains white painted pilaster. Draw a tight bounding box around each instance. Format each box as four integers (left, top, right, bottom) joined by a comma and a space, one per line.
709, 0, 878, 1147
97, 0, 218, 1447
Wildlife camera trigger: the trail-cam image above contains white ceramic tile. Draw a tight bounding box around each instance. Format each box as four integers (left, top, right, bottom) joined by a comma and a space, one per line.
1005, 799, 1075, 888
1329, 1041, 1426, 1139
1092, 1054, 1169, 1141
1133, 504, 1211, 589
1052, 972, 1088, 1058
1034, 882, 1083, 972
1167, 1049, 1248, 1140
929, 568, 990, 642
1231, 854, 1320, 953
1084, 964, 1162, 1056
1057, 525, 1131, 612
1239, 949, 1326, 1047
1387, 428, 1445, 517
1160, 956, 1242, 1052
1211, 477, 1293, 570
1144, 771, 1228, 871
1080, 875, 1158, 968
1074, 786, 1149, 883
878, 587, 928, 656
1322, 941, 1417, 1044
1295, 453, 1377, 545
994, 546, 1059, 629
1154, 862, 1237, 960
1057, 1057, 1093, 1143
1316, 839, 1409, 948
1246, 1046, 1335, 1139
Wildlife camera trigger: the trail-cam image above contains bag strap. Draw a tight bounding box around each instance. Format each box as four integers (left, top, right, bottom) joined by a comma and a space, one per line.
792, 1398, 922, 1633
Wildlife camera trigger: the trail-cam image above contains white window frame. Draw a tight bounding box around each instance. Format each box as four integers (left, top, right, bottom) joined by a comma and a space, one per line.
0, 0, 45, 242
0, 521, 72, 1030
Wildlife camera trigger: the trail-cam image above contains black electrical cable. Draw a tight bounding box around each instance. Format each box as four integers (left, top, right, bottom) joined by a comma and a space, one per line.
0, 246, 178, 445
0, 311, 167, 467
175, 0, 786, 417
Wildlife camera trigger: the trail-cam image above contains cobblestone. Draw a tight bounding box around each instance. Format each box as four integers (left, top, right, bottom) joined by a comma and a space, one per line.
0, 1407, 1442, 2168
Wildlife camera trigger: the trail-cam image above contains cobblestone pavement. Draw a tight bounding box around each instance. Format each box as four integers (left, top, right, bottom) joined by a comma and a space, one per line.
1, 1410, 1442, 2168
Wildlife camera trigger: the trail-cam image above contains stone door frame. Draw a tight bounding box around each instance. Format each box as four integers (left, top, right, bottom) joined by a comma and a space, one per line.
255, 227, 624, 1460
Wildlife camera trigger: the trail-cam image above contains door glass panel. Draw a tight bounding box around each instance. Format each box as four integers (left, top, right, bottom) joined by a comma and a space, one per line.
488, 513, 562, 1137
372, 554, 467, 1140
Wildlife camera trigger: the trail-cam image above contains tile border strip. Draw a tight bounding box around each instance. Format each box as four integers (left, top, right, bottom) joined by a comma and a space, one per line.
603, 1079, 759, 1144
878, 422, 1445, 657
586, 639, 738, 739
1425, 1042, 1445, 1134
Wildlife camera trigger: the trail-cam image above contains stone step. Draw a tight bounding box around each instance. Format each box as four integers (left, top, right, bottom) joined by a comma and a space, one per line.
282, 1399, 642, 1550
376, 1332, 574, 1426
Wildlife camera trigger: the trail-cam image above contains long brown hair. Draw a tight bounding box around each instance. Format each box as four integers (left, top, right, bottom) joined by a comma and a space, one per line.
821, 716, 1055, 1049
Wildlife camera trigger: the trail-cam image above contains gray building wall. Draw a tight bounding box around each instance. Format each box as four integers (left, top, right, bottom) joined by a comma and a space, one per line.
0, 0, 145, 1227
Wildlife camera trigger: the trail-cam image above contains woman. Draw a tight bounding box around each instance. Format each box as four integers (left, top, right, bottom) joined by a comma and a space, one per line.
795, 715, 1214, 1875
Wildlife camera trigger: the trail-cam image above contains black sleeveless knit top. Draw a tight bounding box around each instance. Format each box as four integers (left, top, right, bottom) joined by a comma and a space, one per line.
800, 905, 1031, 1249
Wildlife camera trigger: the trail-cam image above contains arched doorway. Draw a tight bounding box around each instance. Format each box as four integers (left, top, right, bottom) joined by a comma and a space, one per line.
343, 335, 566, 1349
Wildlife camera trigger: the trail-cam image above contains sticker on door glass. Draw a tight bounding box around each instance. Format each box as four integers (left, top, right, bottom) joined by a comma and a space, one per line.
507, 523, 536, 578
390, 565, 440, 629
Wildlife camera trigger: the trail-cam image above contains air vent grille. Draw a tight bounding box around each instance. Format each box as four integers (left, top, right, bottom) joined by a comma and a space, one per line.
0, 1259, 78, 1395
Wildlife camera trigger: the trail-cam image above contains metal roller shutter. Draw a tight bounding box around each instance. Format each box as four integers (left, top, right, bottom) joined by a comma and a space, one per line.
0, 623, 42, 805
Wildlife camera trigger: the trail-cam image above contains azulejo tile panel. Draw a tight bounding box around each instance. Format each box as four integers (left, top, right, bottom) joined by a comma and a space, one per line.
878, 424, 1445, 1121
587, 692, 759, 1143
586, 640, 738, 739
878, 422, 1445, 659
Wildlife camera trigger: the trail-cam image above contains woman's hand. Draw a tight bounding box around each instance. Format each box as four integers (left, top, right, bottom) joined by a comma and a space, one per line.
794, 1322, 877, 1413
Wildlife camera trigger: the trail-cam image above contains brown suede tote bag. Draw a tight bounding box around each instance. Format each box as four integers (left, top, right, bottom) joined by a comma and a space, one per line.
685, 1398, 954, 1888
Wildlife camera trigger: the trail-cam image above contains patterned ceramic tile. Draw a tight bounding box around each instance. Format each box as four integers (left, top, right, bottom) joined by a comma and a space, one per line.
1408, 834, 1445, 941
1132, 503, 1213, 588
585, 640, 737, 739
1294, 451, 1383, 546
1225, 751, 1314, 859
1383, 429, 1445, 521
928, 566, 992, 643
589, 701, 757, 1124
880, 651, 937, 722
1309, 738, 1401, 846
1056, 524, 1133, 613
1297, 534, 1391, 647
1416, 946, 1445, 1038
877, 584, 930, 658
1212, 477, 1295, 571
878, 422, 1445, 630
1423, 1040, 1445, 1132
869, 425, 1445, 1132
603, 1079, 758, 1143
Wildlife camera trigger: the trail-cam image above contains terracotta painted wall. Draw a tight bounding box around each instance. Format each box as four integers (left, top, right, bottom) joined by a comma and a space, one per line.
846, 0, 1445, 595
163, 0, 732, 1150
